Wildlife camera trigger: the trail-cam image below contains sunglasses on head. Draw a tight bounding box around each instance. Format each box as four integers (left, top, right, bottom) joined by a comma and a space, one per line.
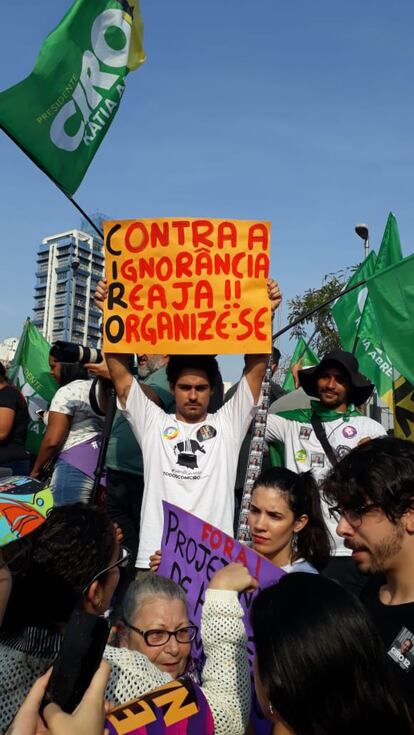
82, 546, 131, 595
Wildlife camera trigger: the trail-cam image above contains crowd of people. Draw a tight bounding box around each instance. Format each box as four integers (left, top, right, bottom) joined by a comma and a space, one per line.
1, 277, 414, 734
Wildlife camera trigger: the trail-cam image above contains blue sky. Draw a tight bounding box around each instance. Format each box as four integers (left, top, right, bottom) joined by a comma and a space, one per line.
1, 0, 414, 381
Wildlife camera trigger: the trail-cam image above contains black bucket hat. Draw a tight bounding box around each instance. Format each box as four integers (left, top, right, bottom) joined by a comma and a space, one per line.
298, 349, 374, 405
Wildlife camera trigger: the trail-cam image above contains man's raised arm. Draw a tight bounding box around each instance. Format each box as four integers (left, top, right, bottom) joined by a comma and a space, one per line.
94, 279, 134, 408
244, 279, 282, 403
105, 353, 133, 408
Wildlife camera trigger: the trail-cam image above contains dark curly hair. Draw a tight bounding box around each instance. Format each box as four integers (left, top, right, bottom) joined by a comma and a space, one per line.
321, 436, 414, 522
251, 467, 332, 570
166, 355, 219, 389
2, 504, 115, 633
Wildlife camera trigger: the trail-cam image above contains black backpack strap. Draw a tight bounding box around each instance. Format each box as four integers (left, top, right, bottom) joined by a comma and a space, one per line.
89, 377, 105, 417
310, 413, 338, 466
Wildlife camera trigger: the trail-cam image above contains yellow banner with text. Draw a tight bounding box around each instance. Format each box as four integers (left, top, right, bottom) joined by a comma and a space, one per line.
103, 217, 271, 354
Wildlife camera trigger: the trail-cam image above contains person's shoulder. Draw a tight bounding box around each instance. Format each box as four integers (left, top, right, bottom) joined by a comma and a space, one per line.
355, 415, 387, 434
104, 643, 138, 664
291, 559, 318, 574
0, 384, 19, 405
59, 378, 92, 392
51, 380, 91, 409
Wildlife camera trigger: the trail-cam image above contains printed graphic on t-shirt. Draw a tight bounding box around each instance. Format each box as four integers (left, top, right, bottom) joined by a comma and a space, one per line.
173, 438, 206, 469
196, 425, 217, 442
165, 424, 218, 472
342, 425, 357, 438
310, 452, 325, 467
335, 444, 352, 459
388, 627, 414, 672
299, 425, 312, 440
295, 449, 308, 463
164, 426, 179, 440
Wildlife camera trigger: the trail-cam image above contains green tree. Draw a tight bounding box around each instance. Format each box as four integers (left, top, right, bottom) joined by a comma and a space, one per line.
287, 268, 357, 356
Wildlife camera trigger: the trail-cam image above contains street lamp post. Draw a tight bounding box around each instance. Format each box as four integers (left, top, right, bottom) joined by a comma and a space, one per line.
355, 223, 369, 260
354, 222, 382, 422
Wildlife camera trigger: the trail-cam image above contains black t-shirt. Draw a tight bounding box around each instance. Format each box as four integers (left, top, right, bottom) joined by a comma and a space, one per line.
0, 385, 29, 462
361, 575, 414, 713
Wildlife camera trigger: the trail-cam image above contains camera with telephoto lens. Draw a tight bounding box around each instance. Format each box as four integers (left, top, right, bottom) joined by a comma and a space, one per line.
51, 341, 102, 365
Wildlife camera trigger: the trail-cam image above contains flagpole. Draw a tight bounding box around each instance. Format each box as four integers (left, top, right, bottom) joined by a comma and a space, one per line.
298, 328, 317, 360
272, 279, 365, 341
60, 189, 104, 240
352, 223, 370, 357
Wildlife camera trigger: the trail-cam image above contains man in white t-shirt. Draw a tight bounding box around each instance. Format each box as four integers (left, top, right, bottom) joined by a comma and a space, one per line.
105, 280, 281, 568
265, 349, 386, 593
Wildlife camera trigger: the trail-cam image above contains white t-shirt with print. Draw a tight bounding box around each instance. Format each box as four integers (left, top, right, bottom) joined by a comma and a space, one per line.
265, 412, 386, 555
49, 379, 103, 452
120, 376, 256, 567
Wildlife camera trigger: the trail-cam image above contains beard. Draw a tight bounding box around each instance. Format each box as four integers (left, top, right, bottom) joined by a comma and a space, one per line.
137, 356, 165, 378
137, 364, 151, 378
346, 522, 405, 573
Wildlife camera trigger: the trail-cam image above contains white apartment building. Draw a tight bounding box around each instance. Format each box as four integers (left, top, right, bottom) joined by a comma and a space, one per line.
0, 337, 19, 367
33, 227, 105, 348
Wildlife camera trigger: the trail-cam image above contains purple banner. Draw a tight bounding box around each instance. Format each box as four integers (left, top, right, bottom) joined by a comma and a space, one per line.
105, 677, 213, 735
158, 501, 285, 735
59, 435, 106, 486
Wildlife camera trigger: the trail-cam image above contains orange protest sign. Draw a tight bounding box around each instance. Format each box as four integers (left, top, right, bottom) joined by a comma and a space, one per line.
103, 217, 271, 354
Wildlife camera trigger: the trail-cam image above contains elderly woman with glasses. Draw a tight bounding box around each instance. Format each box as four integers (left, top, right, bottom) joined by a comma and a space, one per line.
118, 575, 198, 680
0, 504, 254, 735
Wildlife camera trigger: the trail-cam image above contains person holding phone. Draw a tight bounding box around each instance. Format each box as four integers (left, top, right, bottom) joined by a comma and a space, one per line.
5, 661, 110, 735
0, 504, 254, 735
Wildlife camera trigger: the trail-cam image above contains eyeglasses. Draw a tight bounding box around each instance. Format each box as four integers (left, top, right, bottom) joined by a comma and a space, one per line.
122, 620, 198, 647
82, 546, 131, 595
328, 503, 382, 527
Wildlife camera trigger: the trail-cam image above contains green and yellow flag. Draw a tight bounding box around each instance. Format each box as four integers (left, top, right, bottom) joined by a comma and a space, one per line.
7, 320, 57, 454
0, 0, 145, 196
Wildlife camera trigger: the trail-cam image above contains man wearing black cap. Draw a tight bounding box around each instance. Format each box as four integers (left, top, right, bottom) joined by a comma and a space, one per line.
266, 349, 386, 592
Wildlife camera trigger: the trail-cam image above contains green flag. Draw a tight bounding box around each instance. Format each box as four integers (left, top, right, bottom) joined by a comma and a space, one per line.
367, 254, 414, 386
353, 213, 402, 408
0, 0, 145, 196
282, 338, 319, 392
330, 251, 377, 352
7, 320, 57, 454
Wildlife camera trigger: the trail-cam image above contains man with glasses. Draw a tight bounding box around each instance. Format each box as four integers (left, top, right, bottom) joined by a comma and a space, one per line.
322, 436, 414, 710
